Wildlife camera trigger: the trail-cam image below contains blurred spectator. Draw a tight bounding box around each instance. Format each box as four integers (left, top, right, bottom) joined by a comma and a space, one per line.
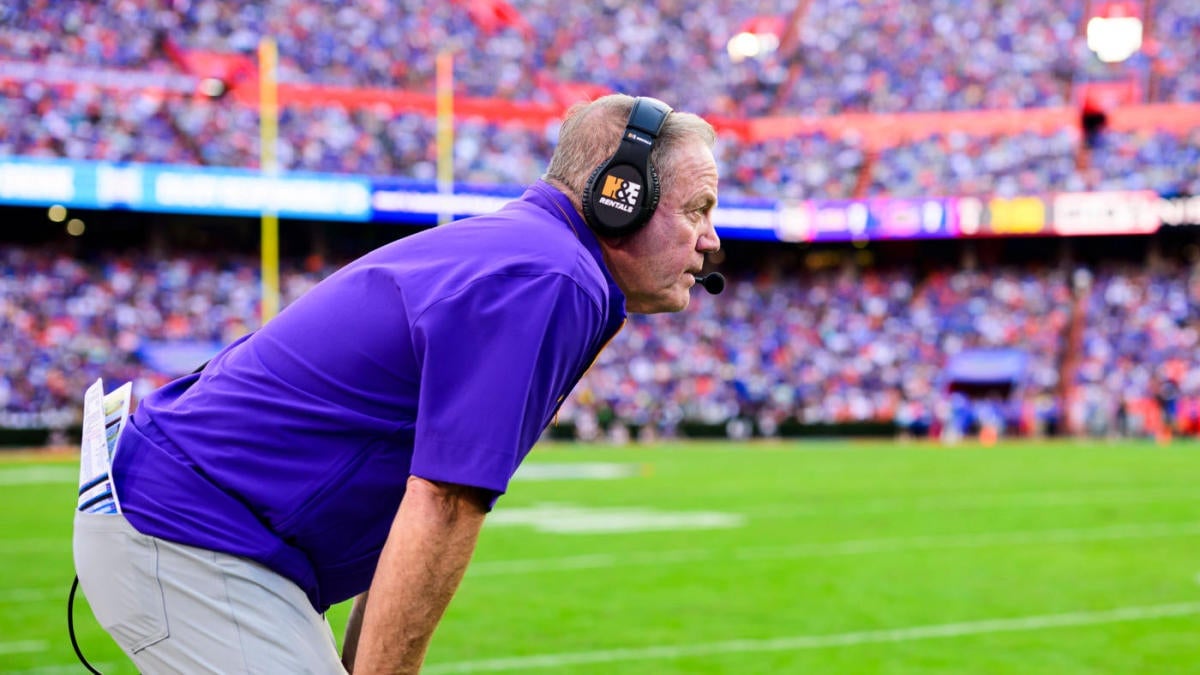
560, 262, 1072, 440
0, 246, 335, 425
1083, 128, 1200, 196
718, 131, 865, 201
1072, 261, 1200, 438
868, 129, 1085, 198
1150, 0, 1200, 104
781, 0, 1080, 114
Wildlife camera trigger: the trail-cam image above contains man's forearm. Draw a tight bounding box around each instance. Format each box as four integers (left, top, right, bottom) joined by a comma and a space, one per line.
351, 476, 488, 674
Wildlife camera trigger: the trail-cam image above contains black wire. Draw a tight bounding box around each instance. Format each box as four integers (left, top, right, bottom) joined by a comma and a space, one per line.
68, 575, 104, 675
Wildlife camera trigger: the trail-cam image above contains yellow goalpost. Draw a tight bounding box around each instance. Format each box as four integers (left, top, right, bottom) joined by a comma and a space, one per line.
259, 36, 280, 324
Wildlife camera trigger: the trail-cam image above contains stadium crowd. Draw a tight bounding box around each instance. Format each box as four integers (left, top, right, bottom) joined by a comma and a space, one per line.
9, 0, 1196, 112
867, 129, 1083, 199
5, 78, 1200, 201
1152, 0, 1200, 104
0, 82, 555, 186
4, 245, 1198, 442
559, 262, 1073, 441
1071, 262, 1200, 438
779, 0, 1079, 114
0, 245, 332, 428
1085, 128, 1200, 196
3, 0, 1200, 200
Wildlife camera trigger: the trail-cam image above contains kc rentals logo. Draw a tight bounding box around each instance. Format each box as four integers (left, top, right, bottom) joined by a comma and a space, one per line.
600, 174, 641, 209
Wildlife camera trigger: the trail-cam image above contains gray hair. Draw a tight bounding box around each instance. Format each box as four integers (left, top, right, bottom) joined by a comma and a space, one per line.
544, 94, 716, 204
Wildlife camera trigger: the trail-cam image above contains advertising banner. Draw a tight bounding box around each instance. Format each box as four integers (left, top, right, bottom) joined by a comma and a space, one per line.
0, 157, 372, 221
1, 156, 1194, 240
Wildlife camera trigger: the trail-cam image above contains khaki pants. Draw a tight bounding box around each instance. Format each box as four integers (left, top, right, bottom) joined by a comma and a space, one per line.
73, 512, 346, 674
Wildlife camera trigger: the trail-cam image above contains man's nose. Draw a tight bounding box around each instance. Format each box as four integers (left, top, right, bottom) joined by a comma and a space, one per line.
698, 220, 720, 253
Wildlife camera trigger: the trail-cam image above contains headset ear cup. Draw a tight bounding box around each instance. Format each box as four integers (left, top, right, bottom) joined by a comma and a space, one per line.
582, 161, 659, 239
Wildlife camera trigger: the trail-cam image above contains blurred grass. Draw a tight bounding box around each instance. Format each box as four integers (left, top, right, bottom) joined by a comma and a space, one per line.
2, 439, 1198, 673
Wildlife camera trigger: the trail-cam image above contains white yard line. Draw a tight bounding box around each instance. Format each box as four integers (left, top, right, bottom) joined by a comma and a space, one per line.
735, 521, 1200, 560
422, 602, 1200, 673
469, 521, 1200, 576
743, 487, 1200, 519
471, 548, 712, 575
0, 640, 49, 656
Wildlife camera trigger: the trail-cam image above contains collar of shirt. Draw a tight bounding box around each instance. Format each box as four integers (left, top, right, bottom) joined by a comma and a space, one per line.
525, 180, 627, 323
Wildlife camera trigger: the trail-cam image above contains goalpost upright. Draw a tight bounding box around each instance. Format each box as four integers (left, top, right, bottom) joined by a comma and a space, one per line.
436, 50, 454, 225
259, 36, 281, 323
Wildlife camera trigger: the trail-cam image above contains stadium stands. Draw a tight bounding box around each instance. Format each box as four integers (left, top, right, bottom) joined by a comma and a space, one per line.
1072, 262, 1200, 438
560, 262, 1074, 440
1151, 0, 1200, 104
12, 0, 1176, 113
866, 129, 1084, 199
776, 0, 1079, 114
0, 246, 333, 424
1084, 128, 1200, 195
4, 242, 1196, 442
2, 0, 1199, 199
5, 77, 1198, 199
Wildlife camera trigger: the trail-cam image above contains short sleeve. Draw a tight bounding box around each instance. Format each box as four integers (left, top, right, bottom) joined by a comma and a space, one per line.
408, 273, 601, 495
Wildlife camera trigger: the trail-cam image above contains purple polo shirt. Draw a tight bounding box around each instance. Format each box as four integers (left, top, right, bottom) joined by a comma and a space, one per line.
111, 182, 626, 611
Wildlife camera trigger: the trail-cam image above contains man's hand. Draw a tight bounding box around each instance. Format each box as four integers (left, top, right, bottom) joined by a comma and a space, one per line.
349, 475, 489, 674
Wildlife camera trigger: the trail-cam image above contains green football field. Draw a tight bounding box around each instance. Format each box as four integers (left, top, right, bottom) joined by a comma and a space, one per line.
2, 439, 1199, 674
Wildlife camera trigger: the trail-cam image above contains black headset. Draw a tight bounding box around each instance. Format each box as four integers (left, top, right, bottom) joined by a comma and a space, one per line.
581, 96, 673, 238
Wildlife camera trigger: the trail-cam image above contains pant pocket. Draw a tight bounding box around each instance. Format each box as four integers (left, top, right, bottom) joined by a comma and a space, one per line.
74, 513, 170, 653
